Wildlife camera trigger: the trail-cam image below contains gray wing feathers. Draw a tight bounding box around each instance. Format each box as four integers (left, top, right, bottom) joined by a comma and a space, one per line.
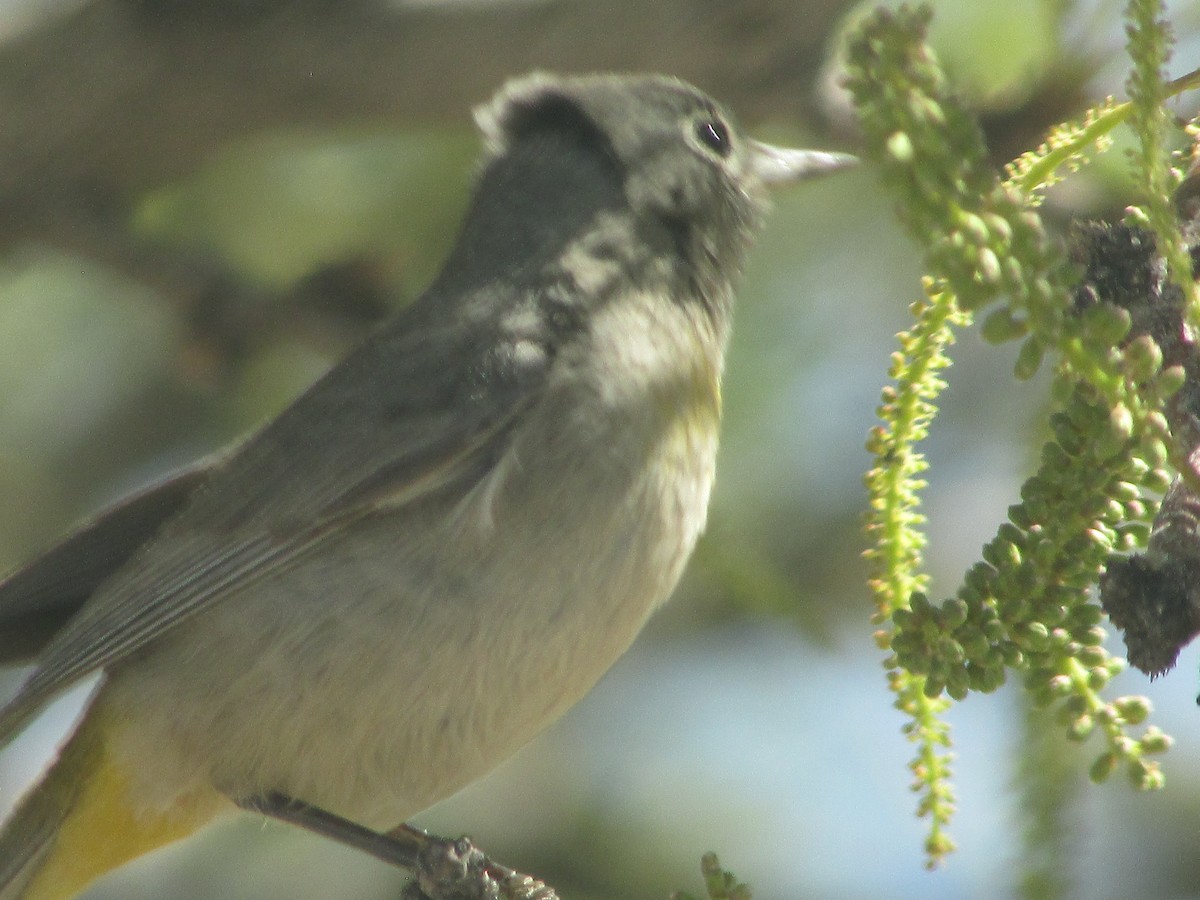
0, 533, 277, 744
0, 464, 209, 665
0, 304, 554, 748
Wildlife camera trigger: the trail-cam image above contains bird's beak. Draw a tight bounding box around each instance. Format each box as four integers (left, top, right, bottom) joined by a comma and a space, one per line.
748, 141, 858, 187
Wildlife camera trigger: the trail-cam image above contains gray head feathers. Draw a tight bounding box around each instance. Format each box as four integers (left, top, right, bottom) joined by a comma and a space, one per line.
465, 72, 773, 315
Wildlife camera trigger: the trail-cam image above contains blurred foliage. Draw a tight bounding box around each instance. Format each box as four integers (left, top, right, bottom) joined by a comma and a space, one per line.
671, 852, 752, 900
1016, 700, 1081, 900
135, 131, 477, 293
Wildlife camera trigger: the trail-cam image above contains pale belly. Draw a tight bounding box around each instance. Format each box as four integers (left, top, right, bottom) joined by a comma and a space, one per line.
102, 405, 717, 830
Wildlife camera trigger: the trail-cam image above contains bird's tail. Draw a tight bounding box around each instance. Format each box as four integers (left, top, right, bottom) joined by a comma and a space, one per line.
0, 702, 225, 900
0, 707, 100, 900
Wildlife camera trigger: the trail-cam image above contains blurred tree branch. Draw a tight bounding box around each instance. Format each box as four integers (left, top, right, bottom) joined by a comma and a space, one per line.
1, 0, 1103, 371
1, 0, 855, 362
0, 0, 849, 245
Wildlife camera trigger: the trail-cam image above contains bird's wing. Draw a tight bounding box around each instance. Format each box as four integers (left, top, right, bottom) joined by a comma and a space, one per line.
0, 297, 556, 743
0, 464, 212, 665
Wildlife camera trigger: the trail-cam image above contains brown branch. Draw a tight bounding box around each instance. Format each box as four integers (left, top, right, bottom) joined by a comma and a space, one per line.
0, 0, 1096, 368
0, 0, 855, 361
0, 0, 851, 244
1094, 164, 1200, 676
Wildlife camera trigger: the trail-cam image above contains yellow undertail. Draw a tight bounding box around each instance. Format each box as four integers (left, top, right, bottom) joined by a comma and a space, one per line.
1, 702, 225, 900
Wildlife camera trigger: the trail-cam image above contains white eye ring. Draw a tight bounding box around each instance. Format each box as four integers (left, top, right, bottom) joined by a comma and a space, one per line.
693, 118, 732, 159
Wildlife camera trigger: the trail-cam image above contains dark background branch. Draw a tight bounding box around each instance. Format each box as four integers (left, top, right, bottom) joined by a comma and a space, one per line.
0, 0, 849, 245
1, 0, 867, 364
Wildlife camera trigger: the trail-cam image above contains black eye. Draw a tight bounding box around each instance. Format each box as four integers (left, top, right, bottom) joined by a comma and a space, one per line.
694, 119, 732, 158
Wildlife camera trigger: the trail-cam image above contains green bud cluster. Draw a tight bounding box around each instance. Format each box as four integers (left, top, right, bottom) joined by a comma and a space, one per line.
848, 1, 1186, 871
1006, 96, 1123, 201
1125, 0, 1199, 325
879, 397, 1176, 862
863, 278, 963, 867
846, 9, 1020, 317
902, 384, 1165, 786
844, 9, 1187, 408
842, 8, 1080, 386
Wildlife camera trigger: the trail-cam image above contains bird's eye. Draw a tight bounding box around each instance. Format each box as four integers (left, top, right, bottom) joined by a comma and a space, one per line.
694, 119, 732, 158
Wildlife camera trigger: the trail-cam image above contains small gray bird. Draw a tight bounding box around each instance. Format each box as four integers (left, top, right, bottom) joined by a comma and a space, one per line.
0, 72, 854, 899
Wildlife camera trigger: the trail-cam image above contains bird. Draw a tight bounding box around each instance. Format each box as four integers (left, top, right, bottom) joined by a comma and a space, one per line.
0, 71, 855, 899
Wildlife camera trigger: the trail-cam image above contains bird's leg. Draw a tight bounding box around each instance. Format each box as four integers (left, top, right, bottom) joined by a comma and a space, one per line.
236, 792, 423, 868
236, 793, 558, 900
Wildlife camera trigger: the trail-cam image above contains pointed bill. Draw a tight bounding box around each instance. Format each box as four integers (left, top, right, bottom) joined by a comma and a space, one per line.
749, 141, 858, 187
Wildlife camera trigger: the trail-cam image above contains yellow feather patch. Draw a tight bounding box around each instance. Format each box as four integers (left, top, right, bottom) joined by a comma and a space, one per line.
22, 710, 225, 900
